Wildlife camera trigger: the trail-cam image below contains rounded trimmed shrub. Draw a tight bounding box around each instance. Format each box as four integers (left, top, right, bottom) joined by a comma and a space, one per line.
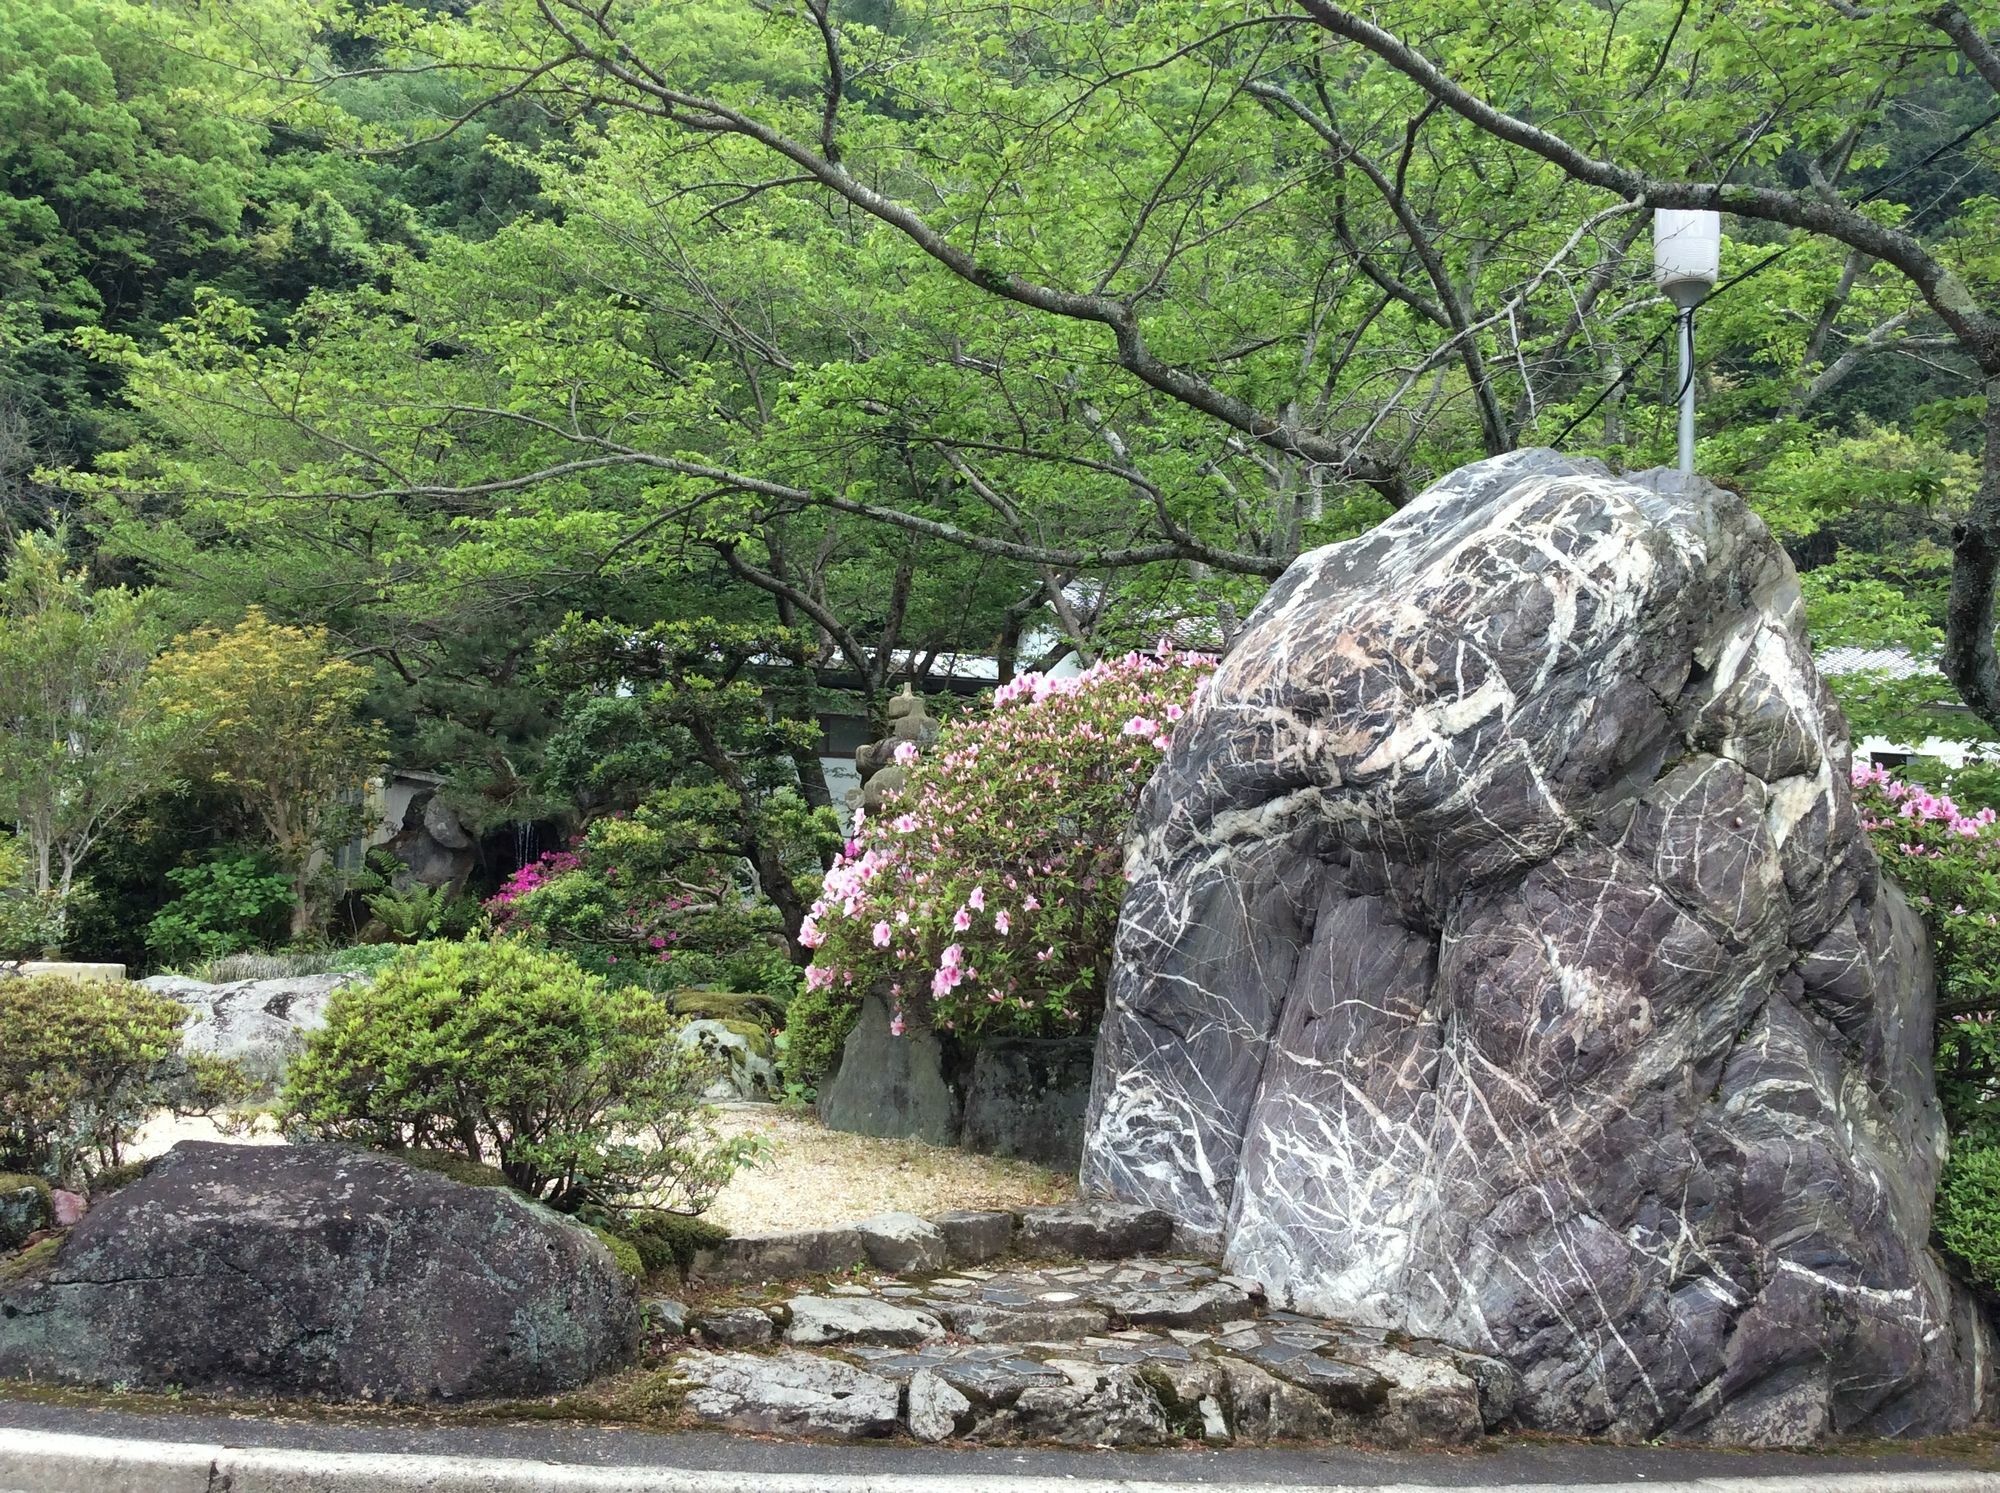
1936, 1144, 2000, 1292
282, 938, 758, 1215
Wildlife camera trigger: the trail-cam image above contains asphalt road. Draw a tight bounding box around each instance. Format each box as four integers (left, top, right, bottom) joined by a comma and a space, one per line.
3, 1394, 1999, 1491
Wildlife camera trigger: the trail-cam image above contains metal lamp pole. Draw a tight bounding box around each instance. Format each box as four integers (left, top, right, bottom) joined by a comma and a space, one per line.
1652, 210, 1722, 476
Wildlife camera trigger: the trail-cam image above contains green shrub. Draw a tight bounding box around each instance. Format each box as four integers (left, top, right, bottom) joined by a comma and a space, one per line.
0, 835, 61, 961
1937, 1145, 2000, 1291
85, 1158, 152, 1198
282, 938, 760, 1215
143, 854, 293, 969
778, 981, 862, 1094
0, 975, 244, 1186
391, 1147, 515, 1191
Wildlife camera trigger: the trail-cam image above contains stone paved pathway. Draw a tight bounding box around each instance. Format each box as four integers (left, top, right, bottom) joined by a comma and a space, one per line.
661, 1232, 1513, 1448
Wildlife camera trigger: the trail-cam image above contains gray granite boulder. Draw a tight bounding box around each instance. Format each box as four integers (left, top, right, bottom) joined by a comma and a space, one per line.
142, 972, 353, 1090
0, 1175, 49, 1251
1017, 1200, 1174, 1259
0, 1141, 636, 1400
855, 1210, 947, 1272
783, 1294, 946, 1347
676, 1350, 901, 1438
1081, 449, 1997, 1444
934, 1209, 1015, 1264
959, 1036, 1095, 1169
817, 992, 960, 1145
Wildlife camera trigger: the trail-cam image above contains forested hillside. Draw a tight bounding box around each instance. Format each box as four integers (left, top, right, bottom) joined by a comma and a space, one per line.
5, 0, 1998, 962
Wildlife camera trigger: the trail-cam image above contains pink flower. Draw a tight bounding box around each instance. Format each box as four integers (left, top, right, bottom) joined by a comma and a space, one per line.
1023, 894, 1040, 912
894, 740, 920, 766
889, 1012, 907, 1037
995, 909, 1011, 935
872, 920, 892, 948
953, 906, 973, 931
969, 886, 986, 912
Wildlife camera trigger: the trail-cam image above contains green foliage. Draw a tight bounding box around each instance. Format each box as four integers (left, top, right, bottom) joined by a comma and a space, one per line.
776, 981, 862, 1096
0, 532, 183, 939
282, 938, 758, 1214
807, 651, 1215, 1039
147, 608, 387, 939
143, 853, 294, 968
0, 974, 242, 1185
84, 1156, 150, 1197
0, 834, 62, 960
1855, 764, 2000, 1144
364, 877, 482, 945
1935, 1145, 2000, 1293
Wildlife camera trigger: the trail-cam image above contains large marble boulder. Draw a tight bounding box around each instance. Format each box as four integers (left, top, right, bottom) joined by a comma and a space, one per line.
1081, 449, 1996, 1444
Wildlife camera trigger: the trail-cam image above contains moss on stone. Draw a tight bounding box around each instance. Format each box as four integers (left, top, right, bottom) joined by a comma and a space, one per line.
619, 1213, 730, 1281
86, 1159, 152, 1199
669, 988, 785, 1029
592, 1227, 645, 1283
389, 1149, 517, 1192
0, 1235, 59, 1284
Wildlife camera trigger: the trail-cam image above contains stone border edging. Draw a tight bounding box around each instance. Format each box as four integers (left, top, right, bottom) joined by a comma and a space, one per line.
5, 1430, 2000, 1493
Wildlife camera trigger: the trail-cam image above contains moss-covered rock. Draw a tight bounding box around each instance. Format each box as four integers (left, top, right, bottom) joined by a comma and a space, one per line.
0, 1174, 51, 1251
593, 1227, 645, 1284
0, 1235, 58, 1285
619, 1212, 730, 1281
389, 1148, 516, 1192
669, 988, 786, 1030
85, 1159, 153, 1200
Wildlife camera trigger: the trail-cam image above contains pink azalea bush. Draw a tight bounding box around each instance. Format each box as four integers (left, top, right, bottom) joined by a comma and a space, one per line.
804, 649, 1216, 1042
1851, 761, 2000, 1143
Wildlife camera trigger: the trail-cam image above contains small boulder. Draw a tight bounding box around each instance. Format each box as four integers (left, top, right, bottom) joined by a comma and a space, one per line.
816, 992, 959, 1145
0, 1176, 49, 1252
1017, 1201, 1173, 1260
694, 1306, 776, 1348
1003, 1363, 1171, 1446
0, 1141, 637, 1401
908, 1366, 972, 1442
934, 1209, 1015, 1265
676, 1350, 901, 1438
783, 1294, 946, 1348
676, 1019, 778, 1102
855, 1211, 946, 1273
1095, 1279, 1256, 1328
48, 1190, 85, 1228
691, 1226, 868, 1283
959, 1037, 1095, 1169
645, 1298, 689, 1335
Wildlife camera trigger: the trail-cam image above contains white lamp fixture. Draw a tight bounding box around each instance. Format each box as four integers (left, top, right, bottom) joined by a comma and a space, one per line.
1653, 209, 1721, 476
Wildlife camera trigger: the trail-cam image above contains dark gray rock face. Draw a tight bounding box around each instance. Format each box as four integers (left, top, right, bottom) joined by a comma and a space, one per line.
0, 1142, 637, 1400
1018, 1201, 1174, 1260
1082, 450, 1997, 1444
817, 992, 960, 1146
960, 1037, 1095, 1169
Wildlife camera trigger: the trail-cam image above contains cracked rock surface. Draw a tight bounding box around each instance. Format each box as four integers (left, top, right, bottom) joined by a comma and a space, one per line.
0, 1141, 637, 1400
1081, 449, 1998, 1444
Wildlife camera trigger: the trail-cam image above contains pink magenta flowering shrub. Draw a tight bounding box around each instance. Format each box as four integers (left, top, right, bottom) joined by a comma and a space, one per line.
1852, 761, 2000, 1142
803, 649, 1215, 1041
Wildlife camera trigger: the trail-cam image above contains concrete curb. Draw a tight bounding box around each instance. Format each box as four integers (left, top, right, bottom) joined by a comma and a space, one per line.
2, 1428, 2000, 1493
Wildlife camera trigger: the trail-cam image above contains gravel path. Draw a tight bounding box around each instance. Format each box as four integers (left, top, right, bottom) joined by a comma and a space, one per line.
127, 1104, 1076, 1233
704, 1104, 1074, 1232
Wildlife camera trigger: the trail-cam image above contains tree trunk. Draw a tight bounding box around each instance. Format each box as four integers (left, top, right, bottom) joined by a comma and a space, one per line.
1943, 373, 2000, 734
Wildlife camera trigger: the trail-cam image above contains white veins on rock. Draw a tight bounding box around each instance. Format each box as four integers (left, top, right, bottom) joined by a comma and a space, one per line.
1082, 449, 1997, 1444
